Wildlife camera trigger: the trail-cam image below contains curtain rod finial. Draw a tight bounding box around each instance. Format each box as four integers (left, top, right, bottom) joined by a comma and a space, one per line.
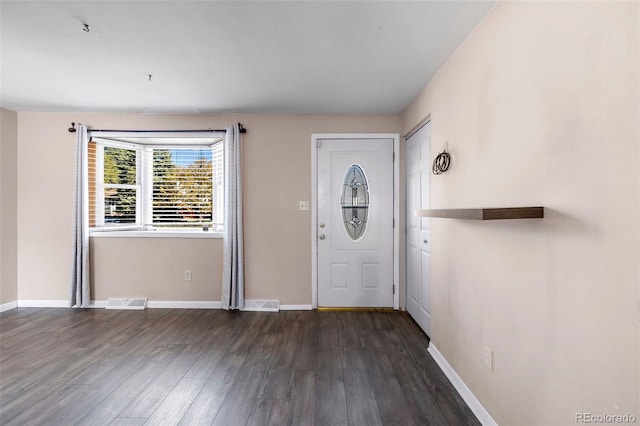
68, 122, 77, 133
238, 123, 247, 133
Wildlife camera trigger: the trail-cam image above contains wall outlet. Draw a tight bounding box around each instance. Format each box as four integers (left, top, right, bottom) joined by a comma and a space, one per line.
184, 269, 192, 281
483, 345, 493, 371
299, 201, 309, 211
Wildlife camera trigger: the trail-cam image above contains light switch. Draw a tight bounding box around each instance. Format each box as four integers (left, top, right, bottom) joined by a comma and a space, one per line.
299, 201, 309, 211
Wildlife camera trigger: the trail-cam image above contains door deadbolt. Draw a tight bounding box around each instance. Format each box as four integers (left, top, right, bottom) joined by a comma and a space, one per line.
319, 222, 325, 228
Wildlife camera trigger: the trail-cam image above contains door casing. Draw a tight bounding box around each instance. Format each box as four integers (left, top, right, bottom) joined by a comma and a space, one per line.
311, 133, 399, 309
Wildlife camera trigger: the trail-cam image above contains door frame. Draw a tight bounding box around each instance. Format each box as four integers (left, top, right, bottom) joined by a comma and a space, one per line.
311, 133, 400, 309
404, 120, 431, 335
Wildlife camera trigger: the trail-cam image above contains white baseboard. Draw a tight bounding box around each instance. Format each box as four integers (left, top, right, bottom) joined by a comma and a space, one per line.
18, 299, 70, 308
0, 301, 18, 312
11, 300, 313, 312
19, 300, 120, 309
428, 343, 498, 426
280, 304, 313, 311
92, 300, 222, 309
15, 299, 222, 309
146, 300, 222, 309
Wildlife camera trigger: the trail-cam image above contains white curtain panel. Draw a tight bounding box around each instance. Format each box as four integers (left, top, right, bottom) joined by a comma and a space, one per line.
222, 124, 245, 310
70, 125, 91, 307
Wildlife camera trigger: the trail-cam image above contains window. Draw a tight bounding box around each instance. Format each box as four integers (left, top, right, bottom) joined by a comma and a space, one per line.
88, 134, 224, 233
102, 145, 139, 225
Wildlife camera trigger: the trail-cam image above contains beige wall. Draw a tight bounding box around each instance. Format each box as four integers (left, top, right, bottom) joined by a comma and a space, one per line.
1, 107, 18, 305
16, 113, 402, 304
403, 1, 639, 424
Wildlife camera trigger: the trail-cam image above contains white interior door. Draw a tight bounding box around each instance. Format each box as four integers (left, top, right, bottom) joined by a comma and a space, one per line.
406, 122, 431, 335
317, 138, 394, 307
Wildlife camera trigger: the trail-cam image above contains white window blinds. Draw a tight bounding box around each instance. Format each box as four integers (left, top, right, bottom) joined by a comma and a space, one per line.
143, 144, 223, 230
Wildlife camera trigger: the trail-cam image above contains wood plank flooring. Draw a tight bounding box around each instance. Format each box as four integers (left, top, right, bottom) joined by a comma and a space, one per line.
0, 308, 479, 425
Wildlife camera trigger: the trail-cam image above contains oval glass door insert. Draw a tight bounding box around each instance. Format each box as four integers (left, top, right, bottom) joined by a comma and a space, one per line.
341, 164, 369, 240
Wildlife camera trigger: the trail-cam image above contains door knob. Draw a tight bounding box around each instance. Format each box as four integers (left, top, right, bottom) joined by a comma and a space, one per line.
319, 234, 326, 240
423, 240, 428, 244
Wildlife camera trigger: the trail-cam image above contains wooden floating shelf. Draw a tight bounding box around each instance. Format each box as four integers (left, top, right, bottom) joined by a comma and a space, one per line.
419, 207, 544, 220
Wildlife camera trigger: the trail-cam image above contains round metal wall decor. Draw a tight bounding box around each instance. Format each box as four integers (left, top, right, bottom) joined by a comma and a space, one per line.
432, 150, 451, 175
341, 164, 369, 240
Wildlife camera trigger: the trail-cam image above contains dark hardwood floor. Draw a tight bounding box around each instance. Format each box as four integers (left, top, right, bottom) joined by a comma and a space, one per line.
0, 308, 478, 425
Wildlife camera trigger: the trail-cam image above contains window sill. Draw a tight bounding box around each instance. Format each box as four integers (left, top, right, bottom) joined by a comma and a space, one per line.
90, 230, 223, 239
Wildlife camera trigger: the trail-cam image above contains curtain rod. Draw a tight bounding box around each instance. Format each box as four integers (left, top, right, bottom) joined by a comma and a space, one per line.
67, 122, 247, 134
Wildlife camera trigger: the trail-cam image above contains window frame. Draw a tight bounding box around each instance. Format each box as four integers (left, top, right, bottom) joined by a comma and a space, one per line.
95, 140, 142, 230
88, 132, 225, 238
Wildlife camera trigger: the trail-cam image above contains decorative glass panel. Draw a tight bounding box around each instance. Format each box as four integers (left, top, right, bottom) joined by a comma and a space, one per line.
341, 164, 369, 240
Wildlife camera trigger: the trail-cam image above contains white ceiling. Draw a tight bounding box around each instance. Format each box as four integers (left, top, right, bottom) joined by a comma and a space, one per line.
0, 1, 495, 114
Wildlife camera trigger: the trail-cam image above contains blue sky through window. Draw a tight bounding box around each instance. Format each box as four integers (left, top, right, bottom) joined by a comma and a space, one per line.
170, 149, 212, 166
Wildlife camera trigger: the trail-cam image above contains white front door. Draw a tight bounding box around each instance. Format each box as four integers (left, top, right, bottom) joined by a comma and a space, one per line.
317, 137, 394, 307
406, 122, 431, 335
